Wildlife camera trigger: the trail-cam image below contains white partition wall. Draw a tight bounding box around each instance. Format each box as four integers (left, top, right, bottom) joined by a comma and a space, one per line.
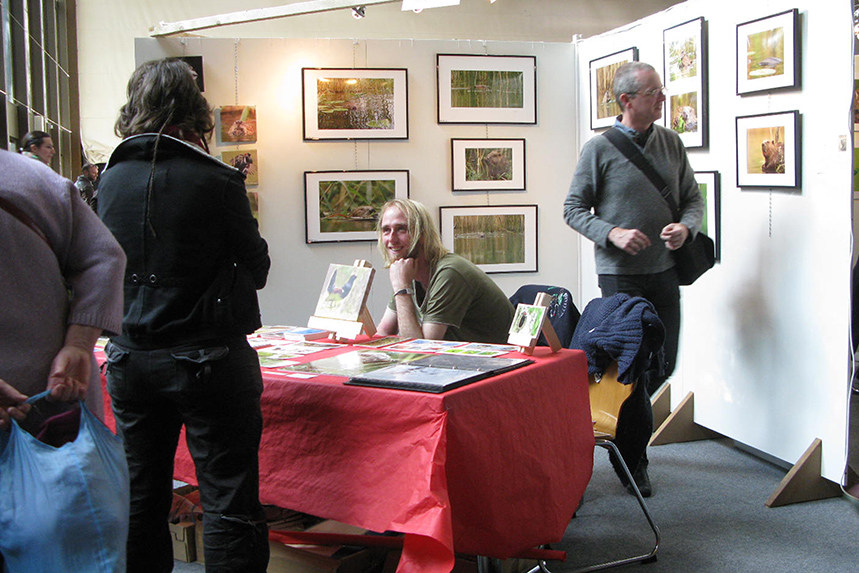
575, 0, 854, 482
135, 38, 580, 334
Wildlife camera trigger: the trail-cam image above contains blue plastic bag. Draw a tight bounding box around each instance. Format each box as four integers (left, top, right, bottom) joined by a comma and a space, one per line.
0, 391, 129, 572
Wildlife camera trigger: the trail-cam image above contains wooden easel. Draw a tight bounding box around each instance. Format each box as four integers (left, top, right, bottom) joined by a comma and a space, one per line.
308, 260, 377, 341
507, 292, 562, 355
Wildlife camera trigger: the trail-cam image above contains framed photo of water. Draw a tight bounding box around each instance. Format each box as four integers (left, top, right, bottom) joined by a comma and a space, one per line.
451, 138, 526, 192
304, 170, 409, 243
439, 205, 538, 274
436, 54, 537, 124
736, 9, 800, 95
302, 68, 409, 140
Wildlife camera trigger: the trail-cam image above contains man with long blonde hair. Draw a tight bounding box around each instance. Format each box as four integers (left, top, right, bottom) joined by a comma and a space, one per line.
376, 198, 514, 343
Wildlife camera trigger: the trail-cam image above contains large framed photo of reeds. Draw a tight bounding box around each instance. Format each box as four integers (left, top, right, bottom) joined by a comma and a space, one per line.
439, 204, 538, 274
589, 47, 638, 130
436, 54, 537, 124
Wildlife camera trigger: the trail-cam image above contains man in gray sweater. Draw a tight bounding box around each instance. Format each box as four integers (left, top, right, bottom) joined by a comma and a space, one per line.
564, 61, 704, 496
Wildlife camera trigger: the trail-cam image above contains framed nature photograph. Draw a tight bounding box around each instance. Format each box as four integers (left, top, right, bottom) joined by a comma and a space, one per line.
219, 105, 257, 143
221, 149, 258, 186
439, 204, 538, 274
736, 9, 800, 95
735, 111, 801, 188
302, 68, 409, 140
246, 190, 259, 222
437, 54, 537, 124
305, 170, 409, 243
589, 47, 638, 130
664, 17, 708, 148
451, 138, 525, 192
695, 171, 721, 261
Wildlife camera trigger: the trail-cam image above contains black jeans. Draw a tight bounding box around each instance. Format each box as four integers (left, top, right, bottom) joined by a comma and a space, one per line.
105, 337, 269, 573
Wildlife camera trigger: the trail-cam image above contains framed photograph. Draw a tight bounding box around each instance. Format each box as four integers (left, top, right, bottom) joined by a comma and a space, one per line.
302, 68, 409, 140
178, 56, 204, 92
219, 105, 256, 143
735, 111, 801, 188
437, 54, 537, 124
589, 47, 638, 130
304, 170, 409, 243
221, 149, 258, 186
694, 171, 721, 261
736, 9, 800, 95
451, 138, 525, 192
663, 17, 708, 148
439, 204, 538, 274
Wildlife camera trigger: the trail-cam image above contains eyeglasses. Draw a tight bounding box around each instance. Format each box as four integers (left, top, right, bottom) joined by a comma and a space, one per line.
631, 86, 666, 97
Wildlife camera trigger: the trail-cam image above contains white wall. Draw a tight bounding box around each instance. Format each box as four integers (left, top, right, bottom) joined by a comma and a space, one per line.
135, 37, 580, 328
576, 0, 854, 481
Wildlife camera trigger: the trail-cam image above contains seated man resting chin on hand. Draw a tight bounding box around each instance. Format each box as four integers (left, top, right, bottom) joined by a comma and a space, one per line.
375, 198, 515, 344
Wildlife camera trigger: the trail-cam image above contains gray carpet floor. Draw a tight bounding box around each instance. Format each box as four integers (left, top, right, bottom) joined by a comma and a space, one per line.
173, 437, 859, 572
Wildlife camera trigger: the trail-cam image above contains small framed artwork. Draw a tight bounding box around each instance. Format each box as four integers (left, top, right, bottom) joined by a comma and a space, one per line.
219, 105, 257, 143
451, 138, 525, 192
305, 170, 409, 243
663, 17, 708, 148
178, 56, 204, 92
694, 171, 720, 261
439, 204, 538, 274
437, 54, 537, 124
736, 9, 800, 95
246, 190, 259, 222
589, 47, 638, 130
222, 149, 258, 186
735, 110, 801, 188
302, 68, 409, 140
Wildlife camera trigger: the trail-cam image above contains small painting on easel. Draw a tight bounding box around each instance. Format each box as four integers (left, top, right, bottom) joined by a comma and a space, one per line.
314, 263, 374, 322
509, 304, 547, 339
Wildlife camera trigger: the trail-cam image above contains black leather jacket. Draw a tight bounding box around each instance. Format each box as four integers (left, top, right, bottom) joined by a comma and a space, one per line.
99, 134, 270, 349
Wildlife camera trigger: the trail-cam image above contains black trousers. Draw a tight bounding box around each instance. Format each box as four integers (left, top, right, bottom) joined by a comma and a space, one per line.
105, 337, 269, 573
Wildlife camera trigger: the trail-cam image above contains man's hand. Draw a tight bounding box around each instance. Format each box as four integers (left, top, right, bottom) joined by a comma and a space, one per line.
389, 257, 418, 291
608, 227, 652, 255
0, 380, 30, 429
660, 223, 690, 251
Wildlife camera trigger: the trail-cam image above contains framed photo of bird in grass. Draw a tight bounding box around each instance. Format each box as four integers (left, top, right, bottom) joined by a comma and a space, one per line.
304, 170, 409, 244
736, 9, 800, 95
589, 47, 638, 130
302, 68, 409, 140
313, 263, 375, 322
439, 205, 538, 274
735, 110, 801, 188
663, 17, 708, 148
451, 138, 525, 192
436, 54, 537, 124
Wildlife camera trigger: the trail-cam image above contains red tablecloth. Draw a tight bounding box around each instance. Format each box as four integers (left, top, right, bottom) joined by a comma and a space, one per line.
102, 344, 593, 573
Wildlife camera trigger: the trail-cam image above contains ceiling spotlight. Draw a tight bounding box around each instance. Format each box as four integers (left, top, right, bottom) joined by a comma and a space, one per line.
352, 6, 366, 19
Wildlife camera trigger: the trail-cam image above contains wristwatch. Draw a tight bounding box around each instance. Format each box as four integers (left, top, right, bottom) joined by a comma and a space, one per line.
394, 287, 414, 297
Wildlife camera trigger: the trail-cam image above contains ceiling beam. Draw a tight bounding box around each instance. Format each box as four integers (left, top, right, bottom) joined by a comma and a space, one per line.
149, 0, 400, 37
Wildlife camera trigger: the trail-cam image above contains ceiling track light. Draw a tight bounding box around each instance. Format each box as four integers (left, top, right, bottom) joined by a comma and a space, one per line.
352, 6, 366, 19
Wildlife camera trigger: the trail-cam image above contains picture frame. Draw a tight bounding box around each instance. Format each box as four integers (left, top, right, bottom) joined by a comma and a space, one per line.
436, 54, 537, 124
736, 9, 800, 95
451, 138, 525, 192
218, 105, 257, 143
438, 204, 538, 274
589, 47, 638, 130
221, 149, 258, 186
304, 170, 409, 243
735, 111, 801, 189
694, 171, 721, 261
663, 17, 708, 148
302, 68, 409, 140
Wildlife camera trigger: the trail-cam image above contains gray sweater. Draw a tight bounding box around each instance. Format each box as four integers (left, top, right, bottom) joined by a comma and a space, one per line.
564, 124, 704, 275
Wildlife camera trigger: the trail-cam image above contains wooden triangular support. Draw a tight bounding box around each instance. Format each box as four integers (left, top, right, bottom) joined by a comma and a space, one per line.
507, 292, 561, 355
308, 260, 376, 341
649, 391, 721, 446
765, 438, 843, 507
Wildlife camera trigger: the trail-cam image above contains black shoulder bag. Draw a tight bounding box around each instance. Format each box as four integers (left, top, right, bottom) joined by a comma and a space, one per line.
603, 128, 715, 286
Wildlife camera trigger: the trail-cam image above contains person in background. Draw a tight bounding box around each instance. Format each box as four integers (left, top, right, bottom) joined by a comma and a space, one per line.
375, 198, 515, 344
98, 58, 271, 573
564, 61, 704, 498
19, 130, 55, 166
75, 163, 99, 210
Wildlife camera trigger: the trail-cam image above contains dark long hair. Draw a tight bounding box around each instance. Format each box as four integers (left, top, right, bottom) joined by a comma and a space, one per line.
115, 58, 214, 140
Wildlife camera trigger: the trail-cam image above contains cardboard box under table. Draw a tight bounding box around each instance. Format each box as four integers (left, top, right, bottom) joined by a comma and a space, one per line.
105, 343, 593, 573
